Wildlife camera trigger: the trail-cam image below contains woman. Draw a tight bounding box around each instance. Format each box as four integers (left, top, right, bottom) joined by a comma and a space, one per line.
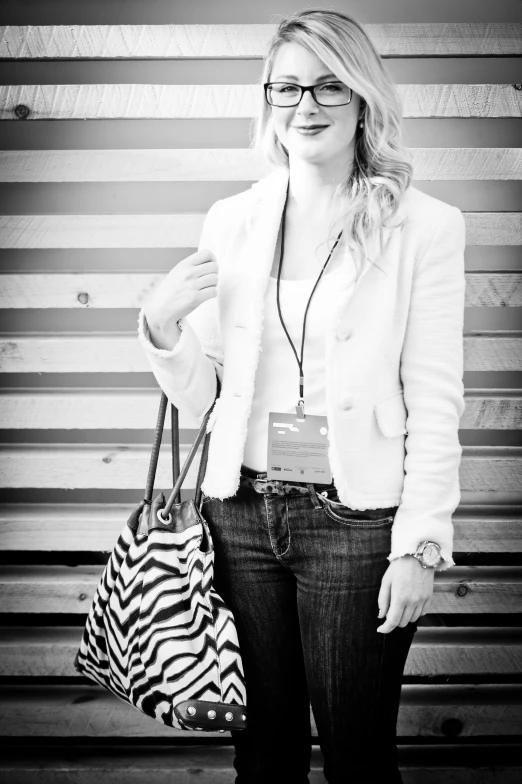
138, 9, 466, 783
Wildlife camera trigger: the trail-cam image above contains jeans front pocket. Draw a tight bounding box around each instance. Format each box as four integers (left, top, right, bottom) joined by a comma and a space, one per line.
318, 488, 397, 527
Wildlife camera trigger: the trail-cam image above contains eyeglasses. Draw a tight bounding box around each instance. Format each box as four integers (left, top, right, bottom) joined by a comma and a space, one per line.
264, 81, 352, 107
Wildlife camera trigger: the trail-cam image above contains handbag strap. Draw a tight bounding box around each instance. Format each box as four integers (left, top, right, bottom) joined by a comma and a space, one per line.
143, 374, 222, 516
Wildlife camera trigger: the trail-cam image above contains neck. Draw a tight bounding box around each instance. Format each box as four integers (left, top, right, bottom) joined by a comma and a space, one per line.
287, 154, 353, 215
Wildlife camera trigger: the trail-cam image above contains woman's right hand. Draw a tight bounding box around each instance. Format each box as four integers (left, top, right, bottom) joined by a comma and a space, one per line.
143, 248, 218, 337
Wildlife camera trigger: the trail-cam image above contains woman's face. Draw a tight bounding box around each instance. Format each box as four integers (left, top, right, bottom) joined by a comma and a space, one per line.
268, 41, 361, 169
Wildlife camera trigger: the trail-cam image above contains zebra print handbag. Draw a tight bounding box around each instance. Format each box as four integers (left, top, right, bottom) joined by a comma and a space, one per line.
74, 378, 248, 732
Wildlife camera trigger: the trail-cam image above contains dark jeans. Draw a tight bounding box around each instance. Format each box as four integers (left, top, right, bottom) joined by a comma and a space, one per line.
201, 465, 418, 784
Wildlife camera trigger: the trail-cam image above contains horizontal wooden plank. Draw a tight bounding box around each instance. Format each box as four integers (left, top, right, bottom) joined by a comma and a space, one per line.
466, 213, 522, 245
1, 84, 520, 119
0, 212, 519, 248
0, 390, 203, 429
0, 333, 520, 373
0, 683, 520, 737
0, 213, 204, 248
460, 392, 522, 428
0, 566, 519, 614
1, 148, 521, 182
0, 443, 202, 490
1, 504, 520, 553
465, 332, 522, 371
0, 443, 521, 490
1, 272, 520, 309
1, 627, 520, 678
1, 24, 520, 58
0, 746, 521, 784
465, 274, 522, 307
1, 390, 520, 430
459, 448, 522, 493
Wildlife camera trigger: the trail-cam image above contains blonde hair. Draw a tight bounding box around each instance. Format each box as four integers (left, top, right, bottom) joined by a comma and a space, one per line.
253, 8, 413, 276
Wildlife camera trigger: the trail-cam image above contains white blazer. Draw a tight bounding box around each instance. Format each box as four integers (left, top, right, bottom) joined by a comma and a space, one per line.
137, 167, 466, 570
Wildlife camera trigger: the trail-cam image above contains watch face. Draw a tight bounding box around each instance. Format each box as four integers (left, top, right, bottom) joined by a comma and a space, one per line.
423, 544, 441, 566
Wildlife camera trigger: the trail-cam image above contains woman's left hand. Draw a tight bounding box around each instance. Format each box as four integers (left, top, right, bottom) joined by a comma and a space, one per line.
376, 555, 434, 634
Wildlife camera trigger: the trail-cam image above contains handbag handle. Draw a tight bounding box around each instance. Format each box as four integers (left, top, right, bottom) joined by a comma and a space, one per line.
143, 374, 222, 518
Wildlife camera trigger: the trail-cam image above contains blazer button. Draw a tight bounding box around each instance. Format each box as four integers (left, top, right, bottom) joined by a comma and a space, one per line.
339, 395, 354, 410
336, 327, 353, 341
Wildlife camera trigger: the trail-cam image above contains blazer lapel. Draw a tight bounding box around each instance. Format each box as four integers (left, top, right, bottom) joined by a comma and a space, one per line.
245, 167, 290, 283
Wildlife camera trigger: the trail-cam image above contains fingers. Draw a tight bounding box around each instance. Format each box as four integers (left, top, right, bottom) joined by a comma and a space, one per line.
420, 596, 432, 616
197, 272, 219, 291
190, 248, 216, 266
377, 574, 391, 620
376, 603, 406, 634
377, 597, 432, 633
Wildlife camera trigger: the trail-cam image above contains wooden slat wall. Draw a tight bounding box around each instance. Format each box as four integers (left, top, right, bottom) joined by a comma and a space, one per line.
0, 0, 521, 782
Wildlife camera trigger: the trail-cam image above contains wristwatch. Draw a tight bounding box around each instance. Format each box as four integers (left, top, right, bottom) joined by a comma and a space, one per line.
412, 541, 444, 569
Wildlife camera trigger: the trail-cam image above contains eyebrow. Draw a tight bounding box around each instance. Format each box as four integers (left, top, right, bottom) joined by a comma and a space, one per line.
271, 73, 338, 82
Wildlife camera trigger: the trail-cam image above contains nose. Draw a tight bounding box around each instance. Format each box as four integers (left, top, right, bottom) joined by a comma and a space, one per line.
297, 89, 319, 114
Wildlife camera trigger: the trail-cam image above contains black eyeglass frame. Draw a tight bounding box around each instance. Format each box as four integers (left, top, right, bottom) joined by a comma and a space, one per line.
263, 81, 353, 107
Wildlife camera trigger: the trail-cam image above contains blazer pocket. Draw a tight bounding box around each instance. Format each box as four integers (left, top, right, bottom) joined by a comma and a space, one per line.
374, 391, 408, 438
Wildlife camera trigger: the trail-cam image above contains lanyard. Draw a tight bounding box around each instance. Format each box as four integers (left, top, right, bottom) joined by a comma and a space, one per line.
275, 189, 344, 420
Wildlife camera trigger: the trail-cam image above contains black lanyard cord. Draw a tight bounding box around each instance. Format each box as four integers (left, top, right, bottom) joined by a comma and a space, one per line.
276, 191, 344, 407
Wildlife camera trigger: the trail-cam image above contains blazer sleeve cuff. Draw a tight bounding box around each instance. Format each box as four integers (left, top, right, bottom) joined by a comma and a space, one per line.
137, 307, 190, 359
136, 307, 217, 419
387, 518, 455, 571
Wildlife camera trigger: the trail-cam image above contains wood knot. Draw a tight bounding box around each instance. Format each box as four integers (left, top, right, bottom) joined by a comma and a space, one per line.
441, 718, 463, 737
14, 103, 30, 119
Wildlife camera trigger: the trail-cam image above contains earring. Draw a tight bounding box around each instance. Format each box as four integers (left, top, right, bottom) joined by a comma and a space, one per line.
358, 120, 364, 128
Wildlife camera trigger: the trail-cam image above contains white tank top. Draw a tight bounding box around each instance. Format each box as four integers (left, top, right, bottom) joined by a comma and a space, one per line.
243, 259, 357, 472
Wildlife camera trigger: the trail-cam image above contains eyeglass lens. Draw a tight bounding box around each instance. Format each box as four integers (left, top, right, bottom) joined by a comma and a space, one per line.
267, 82, 352, 107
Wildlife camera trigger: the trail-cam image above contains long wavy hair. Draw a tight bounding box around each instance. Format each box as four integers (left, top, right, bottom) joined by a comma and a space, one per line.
253, 8, 413, 277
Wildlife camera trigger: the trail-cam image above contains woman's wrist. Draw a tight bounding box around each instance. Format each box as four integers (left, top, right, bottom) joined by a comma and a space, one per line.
144, 311, 183, 351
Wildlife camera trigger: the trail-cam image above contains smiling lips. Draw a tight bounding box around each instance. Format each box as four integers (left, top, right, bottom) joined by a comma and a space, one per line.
293, 124, 328, 134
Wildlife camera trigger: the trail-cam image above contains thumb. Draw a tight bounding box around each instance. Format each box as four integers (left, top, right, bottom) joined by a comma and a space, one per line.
377, 572, 391, 618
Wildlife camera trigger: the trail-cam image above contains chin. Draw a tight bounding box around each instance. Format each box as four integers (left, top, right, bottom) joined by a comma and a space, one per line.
286, 141, 328, 159
289, 150, 330, 165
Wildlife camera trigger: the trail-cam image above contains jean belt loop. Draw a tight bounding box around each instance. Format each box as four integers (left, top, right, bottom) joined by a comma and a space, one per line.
307, 483, 323, 510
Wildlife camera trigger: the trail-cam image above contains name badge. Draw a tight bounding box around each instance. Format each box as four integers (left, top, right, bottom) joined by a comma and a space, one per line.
267, 411, 332, 483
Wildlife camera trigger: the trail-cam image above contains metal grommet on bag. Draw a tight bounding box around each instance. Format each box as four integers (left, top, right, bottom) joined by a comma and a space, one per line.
157, 507, 172, 524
